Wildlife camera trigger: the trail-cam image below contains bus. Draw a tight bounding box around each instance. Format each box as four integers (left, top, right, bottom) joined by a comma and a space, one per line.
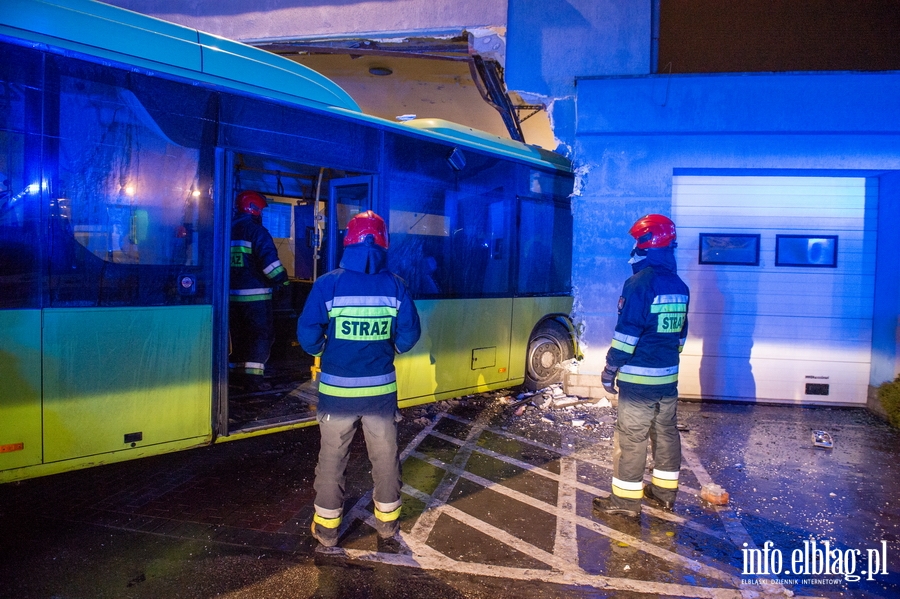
0, 0, 576, 483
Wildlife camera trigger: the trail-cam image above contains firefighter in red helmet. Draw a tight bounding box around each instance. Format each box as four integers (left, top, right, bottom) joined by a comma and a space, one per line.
229, 190, 288, 392
592, 214, 690, 519
297, 210, 421, 549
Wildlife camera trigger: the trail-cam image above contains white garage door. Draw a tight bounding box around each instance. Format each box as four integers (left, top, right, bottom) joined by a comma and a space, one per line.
673, 175, 876, 405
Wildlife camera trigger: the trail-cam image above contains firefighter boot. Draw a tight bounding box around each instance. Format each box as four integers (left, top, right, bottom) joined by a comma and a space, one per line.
310, 521, 339, 548
373, 517, 400, 539
643, 485, 675, 511
592, 496, 640, 519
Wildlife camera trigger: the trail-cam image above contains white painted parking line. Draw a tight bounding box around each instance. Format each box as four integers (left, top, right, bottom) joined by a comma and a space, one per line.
342, 546, 750, 599
409, 447, 741, 586
554, 438, 580, 564
406, 411, 491, 547
337, 410, 810, 598
426, 423, 727, 540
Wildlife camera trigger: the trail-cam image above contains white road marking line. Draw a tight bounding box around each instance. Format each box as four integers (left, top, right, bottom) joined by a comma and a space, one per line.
334, 410, 814, 598
342, 544, 750, 599
555, 438, 580, 564
406, 411, 490, 546
425, 426, 725, 540
409, 448, 740, 587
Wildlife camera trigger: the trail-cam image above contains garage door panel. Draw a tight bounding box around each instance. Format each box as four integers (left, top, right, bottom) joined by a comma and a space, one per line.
683, 258, 875, 275
678, 230, 874, 250
675, 176, 867, 196
691, 295, 873, 317
688, 296, 874, 319
683, 269, 874, 294
685, 337, 871, 362
685, 317, 872, 350
755, 296, 873, 317
673, 175, 874, 405
679, 354, 870, 404
673, 210, 868, 230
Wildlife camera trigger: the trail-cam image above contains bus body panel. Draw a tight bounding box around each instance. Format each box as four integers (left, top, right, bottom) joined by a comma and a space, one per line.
196, 32, 360, 111
402, 118, 571, 172
0, 1, 571, 173
0, 310, 43, 470
0, 0, 203, 70
0, 0, 576, 484
41, 306, 213, 462
0, 437, 211, 484
395, 298, 514, 402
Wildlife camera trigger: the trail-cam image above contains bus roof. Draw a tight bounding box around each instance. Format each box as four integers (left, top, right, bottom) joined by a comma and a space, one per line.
0, 0, 572, 173
0, 0, 361, 111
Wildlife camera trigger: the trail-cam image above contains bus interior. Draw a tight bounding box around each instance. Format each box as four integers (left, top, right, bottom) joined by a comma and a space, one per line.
226, 154, 373, 434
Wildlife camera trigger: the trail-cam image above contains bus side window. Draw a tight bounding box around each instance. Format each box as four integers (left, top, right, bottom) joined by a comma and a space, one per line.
0, 43, 42, 309
517, 197, 572, 295
48, 56, 213, 307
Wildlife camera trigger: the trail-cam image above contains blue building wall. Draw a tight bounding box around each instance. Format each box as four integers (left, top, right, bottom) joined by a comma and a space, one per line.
873, 172, 900, 385
571, 71, 900, 380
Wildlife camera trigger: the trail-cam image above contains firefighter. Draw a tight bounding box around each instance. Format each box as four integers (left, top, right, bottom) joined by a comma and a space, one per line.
298, 210, 421, 548
229, 190, 288, 392
592, 214, 690, 519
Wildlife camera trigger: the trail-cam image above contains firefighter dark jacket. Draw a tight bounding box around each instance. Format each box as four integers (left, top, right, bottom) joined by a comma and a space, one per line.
606, 247, 690, 390
229, 213, 288, 301
297, 242, 421, 415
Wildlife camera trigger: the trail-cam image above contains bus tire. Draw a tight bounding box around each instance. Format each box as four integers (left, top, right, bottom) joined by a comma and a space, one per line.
524, 320, 574, 391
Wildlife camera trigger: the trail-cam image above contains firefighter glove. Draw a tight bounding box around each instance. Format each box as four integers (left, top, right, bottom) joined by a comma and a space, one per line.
601, 365, 619, 395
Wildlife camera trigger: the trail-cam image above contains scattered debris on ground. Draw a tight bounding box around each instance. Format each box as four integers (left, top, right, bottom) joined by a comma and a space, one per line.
402, 383, 619, 449
700, 483, 730, 505
811, 429, 834, 449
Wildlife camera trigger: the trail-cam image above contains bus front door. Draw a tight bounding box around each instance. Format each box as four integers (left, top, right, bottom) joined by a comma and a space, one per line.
325, 176, 374, 272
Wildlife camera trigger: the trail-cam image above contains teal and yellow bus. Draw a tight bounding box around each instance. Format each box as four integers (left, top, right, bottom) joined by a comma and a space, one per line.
0, 0, 576, 483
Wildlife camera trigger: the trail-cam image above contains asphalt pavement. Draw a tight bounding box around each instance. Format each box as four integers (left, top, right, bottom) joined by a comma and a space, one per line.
1, 389, 899, 599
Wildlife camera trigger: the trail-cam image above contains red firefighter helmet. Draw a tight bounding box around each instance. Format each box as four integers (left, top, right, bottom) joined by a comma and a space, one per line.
629, 214, 677, 249
236, 190, 268, 217
344, 210, 389, 249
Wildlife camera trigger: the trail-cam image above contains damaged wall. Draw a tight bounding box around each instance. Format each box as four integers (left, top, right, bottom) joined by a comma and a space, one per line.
505, 0, 652, 153
103, 0, 563, 147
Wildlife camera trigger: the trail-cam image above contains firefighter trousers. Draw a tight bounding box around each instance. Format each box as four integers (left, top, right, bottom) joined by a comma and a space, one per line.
228, 298, 274, 377
312, 407, 402, 535
610, 383, 681, 512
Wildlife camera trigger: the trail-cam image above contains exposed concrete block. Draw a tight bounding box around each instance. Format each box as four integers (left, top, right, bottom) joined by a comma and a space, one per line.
564, 373, 604, 390
564, 373, 618, 406
565, 385, 591, 398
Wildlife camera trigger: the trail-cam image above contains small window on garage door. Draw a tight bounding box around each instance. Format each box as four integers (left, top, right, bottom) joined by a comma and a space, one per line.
775, 235, 838, 268
699, 233, 760, 265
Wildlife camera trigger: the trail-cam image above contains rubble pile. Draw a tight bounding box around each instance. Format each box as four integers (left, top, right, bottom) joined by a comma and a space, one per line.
497, 383, 618, 446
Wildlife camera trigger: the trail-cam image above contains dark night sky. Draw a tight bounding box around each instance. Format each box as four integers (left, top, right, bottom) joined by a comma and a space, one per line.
658, 0, 900, 73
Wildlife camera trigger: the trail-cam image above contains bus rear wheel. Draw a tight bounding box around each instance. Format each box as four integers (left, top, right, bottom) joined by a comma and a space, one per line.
524, 320, 574, 391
